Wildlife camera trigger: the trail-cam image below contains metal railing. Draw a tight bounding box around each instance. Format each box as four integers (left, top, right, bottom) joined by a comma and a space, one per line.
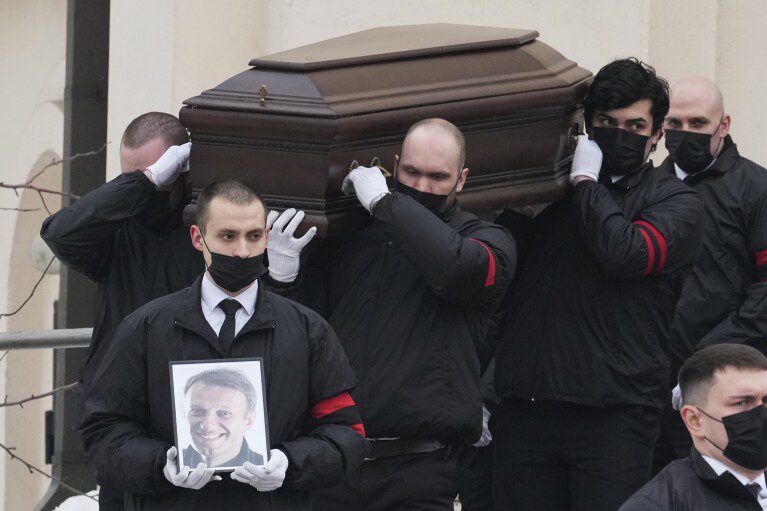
0, 328, 92, 350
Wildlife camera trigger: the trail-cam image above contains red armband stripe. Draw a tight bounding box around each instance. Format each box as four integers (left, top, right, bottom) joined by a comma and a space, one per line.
635, 225, 655, 276
756, 249, 767, 268
351, 423, 366, 437
311, 392, 355, 419
467, 238, 496, 286
635, 220, 667, 274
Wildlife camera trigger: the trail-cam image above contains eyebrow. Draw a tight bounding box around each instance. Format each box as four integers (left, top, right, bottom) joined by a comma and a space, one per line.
626, 117, 648, 124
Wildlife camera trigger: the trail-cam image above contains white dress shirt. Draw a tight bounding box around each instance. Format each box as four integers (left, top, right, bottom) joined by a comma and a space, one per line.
200, 273, 258, 337
674, 159, 716, 181
702, 455, 767, 508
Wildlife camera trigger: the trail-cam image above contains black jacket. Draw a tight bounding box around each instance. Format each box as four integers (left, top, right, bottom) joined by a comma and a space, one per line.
293, 192, 516, 444
620, 449, 764, 511
661, 137, 767, 376
78, 276, 367, 511
40, 171, 204, 380
495, 163, 704, 410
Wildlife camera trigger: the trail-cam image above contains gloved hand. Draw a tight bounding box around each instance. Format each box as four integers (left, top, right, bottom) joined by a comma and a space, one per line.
266, 209, 317, 282
341, 165, 390, 212
162, 446, 221, 489
671, 383, 683, 410
570, 135, 603, 183
145, 142, 192, 188
230, 448, 288, 492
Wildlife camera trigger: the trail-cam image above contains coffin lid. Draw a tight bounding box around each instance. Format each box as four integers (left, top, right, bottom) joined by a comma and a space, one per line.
249, 24, 539, 70
183, 23, 582, 119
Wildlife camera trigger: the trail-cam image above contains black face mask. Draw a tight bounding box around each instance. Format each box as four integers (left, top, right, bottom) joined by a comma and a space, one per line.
665, 121, 723, 174
591, 127, 650, 176
202, 236, 266, 293
699, 405, 767, 471
394, 165, 460, 216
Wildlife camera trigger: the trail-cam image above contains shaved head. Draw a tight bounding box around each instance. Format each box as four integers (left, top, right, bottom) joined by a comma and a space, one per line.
671, 76, 724, 118
401, 118, 466, 172
664, 76, 730, 159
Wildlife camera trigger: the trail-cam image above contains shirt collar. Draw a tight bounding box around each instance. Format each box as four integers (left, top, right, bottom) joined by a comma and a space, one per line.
702, 454, 767, 491
603, 161, 652, 189
201, 273, 258, 316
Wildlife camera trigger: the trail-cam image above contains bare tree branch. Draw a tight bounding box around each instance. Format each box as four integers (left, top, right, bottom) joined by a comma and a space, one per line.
0, 207, 40, 212
0, 443, 98, 502
0, 257, 55, 319
0, 183, 79, 199
0, 351, 6, 363
1, 382, 78, 408
25, 141, 109, 185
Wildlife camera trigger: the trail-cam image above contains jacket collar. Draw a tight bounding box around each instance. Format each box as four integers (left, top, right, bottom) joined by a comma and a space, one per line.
599, 161, 653, 190
175, 275, 277, 356
690, 447, 763, 504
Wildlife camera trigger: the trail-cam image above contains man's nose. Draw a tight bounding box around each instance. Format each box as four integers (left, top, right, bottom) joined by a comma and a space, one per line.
201, 413, 217, 430
413, 176, 431, 194
232, 238, 250, 258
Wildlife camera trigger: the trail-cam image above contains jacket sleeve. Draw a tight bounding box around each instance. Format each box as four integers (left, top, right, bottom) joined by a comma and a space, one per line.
40, 171, 155, 281
697, 187, 767, 350
78, 311, 172, 495
371, 192, 516, 308
617, 494, 666, 511
277, 315, 366, 490
571, 179, 703, 279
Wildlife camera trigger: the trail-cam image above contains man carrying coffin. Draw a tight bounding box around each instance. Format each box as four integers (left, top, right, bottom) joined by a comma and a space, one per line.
79, 180, 367, 510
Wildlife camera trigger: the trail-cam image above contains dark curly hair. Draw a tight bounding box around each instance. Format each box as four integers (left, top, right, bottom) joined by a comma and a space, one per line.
584, 58, 669, 134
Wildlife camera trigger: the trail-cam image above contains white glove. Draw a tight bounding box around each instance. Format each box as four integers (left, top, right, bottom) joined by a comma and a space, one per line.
266, 209, 317, 282
341, 165, 390, 212
570, 135, 602, 183
671, 383, 683, 411
162, 446, 221, 490
473, 404, 493, 447
146, 142, 192, 188
230, 448, 288, 492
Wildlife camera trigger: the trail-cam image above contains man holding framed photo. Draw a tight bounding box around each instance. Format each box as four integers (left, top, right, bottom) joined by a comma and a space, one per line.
79, 180, 367, 510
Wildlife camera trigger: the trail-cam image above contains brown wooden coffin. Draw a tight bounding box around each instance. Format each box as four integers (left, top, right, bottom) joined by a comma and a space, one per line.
180, 23, 592, 236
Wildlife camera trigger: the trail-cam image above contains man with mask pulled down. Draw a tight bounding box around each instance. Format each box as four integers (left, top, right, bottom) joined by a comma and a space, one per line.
492, 58, 704, 511
291, 118, 516, 510
653, 76, 767, 472
621, 344, 767, 511
41, 112, 316, 510
79, 180, 367, 511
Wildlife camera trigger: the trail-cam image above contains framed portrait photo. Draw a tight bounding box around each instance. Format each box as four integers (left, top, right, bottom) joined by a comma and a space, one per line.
170, 358, 270, 472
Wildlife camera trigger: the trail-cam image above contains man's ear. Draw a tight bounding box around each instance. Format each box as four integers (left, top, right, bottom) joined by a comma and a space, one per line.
681, 405, 705, 439
245, 412, 255, 428
455, 167, 470, 193
190, 225, 204, 252
720, 114, 732, 138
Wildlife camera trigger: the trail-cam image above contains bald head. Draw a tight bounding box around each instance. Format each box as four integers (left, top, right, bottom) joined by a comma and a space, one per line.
396, 118, 469, 197
664, 76, 730, 159
672, 76, 724, 116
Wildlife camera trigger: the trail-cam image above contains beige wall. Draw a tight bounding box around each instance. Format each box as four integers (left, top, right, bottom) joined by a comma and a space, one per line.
0, 1, 66, 510
2, 1, 767, 509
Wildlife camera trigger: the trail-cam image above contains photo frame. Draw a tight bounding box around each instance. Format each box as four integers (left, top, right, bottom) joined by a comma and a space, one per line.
170, 358, 270, 472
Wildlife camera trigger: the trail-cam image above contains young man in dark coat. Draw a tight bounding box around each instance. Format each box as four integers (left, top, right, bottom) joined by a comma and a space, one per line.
41, 112, 316, 510
78, 180, 367, 511
653, 76, 767, 472
294, 118, 516, 510
621, 344, 767, 511
492, 58, 704, 510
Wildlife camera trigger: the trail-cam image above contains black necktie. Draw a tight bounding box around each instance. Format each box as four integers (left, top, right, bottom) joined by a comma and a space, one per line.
217, 299, 241, 352
746, 482, 762, 500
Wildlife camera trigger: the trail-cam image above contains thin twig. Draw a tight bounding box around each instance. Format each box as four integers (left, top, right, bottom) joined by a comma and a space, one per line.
0, 257, 55, 319
26, 141, 109, 185
0, 183, 79, 199
0, 352, 6, 363
0, 207, 40, 212
1, 382, 78, 408
0, 443, 98, 502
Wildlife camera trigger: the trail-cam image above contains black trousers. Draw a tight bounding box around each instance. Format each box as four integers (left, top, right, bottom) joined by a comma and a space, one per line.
310, 447, 458, 511
457, 444, 494, 511
652, 399, 693, 475
493, 398, 659, 511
